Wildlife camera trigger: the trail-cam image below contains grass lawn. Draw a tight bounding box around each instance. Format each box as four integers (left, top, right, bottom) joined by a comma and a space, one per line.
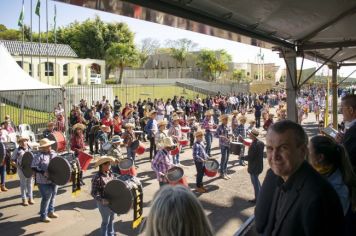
112, 85, 205, 103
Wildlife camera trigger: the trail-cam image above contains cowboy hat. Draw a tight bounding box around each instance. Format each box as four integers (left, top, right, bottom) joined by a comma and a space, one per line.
148, 110, 157, 116
124, 109, 134, 117
94, 156, 116, 168
205, 110, 213, 116
17, 134, 29, 143
176, 108, 184, 114
238, 116, 247, 123
100, 125, 111, 132
247, 128, 259, 137
172, 115, 180, 121
38, 138, 55, 148
111, 135, 123, 143
158, 119, 168, 127
232, 110, 239, 115
188, 116, 196, 121
195, 130, 204, 137
125, 123, 135, 128
162, 137, 175, 147
72, 123, 86, 131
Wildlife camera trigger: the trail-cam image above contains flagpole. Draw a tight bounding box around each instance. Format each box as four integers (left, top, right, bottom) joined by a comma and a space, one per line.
21, 0, 24, 69
54, 4, 57, 85
38, 1, 41, 82
46, 0, 49, 84
30, 0, 33, 77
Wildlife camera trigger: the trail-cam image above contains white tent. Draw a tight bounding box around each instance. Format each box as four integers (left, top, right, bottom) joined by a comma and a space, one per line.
0, 43, 60, 91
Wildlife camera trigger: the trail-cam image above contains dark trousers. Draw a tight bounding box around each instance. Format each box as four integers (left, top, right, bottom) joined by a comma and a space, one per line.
189, 132, 194, 147
194, 161, 204, 188
89, 134, 99, 153
255, 116, 261, 128
149, 136, 157, 159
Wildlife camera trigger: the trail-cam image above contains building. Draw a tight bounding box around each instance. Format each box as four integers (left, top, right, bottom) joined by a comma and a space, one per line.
0, 40, 105, 85
228, 62, 280, 81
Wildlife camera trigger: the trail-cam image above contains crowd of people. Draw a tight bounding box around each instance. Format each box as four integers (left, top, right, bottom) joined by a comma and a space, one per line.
1, 87, 356, 235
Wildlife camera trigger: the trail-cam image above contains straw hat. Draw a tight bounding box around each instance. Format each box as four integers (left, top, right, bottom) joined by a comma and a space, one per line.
100, 125, 111, 133
195, 130, 204, 137
148, 110, 157, 116
247, 128, 259, 138
125, 123, 135, 128
158, 119, 168, 127
17, 134, 29, 143
162, 137, 175, 148
38, 138, 55, 148
94, 156, 116, 168
111, 135, 123, 144
188, 116, 196, 121
238, 116, 247, 123
205, 110, 213, 116
124, 109, 134, 117
172, 115, 180, 121
232, 110, 239, 115
72, 123, 86, 131
176, 108, 184, 114
219, 114, 229, 121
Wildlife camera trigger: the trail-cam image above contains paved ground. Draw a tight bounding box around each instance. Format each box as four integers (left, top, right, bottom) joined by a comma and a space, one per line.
0, 110, 327, 236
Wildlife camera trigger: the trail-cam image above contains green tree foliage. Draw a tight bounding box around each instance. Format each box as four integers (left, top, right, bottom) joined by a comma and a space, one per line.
197, 49, 232, 81
106, 42, 139, 84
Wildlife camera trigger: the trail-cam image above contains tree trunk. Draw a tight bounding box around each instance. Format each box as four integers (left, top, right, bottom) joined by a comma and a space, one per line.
105, 65, 111, 81
118, 64, 124, 84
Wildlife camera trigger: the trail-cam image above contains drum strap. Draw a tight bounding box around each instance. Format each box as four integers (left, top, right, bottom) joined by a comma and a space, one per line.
132, 183, 143, 229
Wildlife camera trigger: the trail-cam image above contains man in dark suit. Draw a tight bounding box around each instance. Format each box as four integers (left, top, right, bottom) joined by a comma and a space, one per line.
246, 128, 265, 203
336, 94, 356, 171
255, 120, 344, 236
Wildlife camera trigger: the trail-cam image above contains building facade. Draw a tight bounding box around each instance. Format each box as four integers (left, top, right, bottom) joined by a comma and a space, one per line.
1, 40, 105, 85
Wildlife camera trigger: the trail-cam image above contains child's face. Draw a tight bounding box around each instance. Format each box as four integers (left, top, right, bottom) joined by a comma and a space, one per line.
196, 135, 203, 142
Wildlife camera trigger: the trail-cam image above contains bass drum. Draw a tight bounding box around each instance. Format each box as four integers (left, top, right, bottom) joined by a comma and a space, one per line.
230, 142, 243, 155
47, 131, 66, 152
22, 152, 36, 178
104, 175, 142, 214
47, 156, 72, 185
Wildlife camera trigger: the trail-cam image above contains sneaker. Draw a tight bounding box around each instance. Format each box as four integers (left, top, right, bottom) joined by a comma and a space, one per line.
223, 175, 230, 180
196, 187, 206, 193
28, 199, 35, 205
226, 174, 232, 179
219, 174, 225, 179
48, 212, 59, 218
202, 186, 208, 192
40, 217, 51, 223
22, 199, 29, 206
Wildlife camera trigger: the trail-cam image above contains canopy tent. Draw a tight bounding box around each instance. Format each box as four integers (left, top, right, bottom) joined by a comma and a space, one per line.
0, 43, 60, 91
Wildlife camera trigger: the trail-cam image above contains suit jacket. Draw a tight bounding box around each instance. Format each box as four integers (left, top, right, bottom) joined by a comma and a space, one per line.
343, 122, 356, 170
257, 162, 345, 236
247, 139, 264, 175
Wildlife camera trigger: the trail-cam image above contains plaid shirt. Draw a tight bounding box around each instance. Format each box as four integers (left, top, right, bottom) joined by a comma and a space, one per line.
91, 171, 115, 201
151, 149, 173, 183
234, 124, 246, 138
202, 117, 214, 131
192, 141, 208, 162
168, 124, 182, 140
216, 124, 231, 147
31, 150, 57, 184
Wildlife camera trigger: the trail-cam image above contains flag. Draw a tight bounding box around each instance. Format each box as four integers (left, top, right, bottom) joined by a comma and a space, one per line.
18, 4, 24, 27
35, 0, 41, 16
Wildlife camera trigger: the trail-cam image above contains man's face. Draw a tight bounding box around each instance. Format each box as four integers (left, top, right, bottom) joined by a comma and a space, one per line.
266, 129, 307, 181
341, 100, 354, 122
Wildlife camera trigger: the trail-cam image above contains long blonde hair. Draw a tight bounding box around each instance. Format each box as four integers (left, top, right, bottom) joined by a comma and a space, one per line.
145, 185, 214, 236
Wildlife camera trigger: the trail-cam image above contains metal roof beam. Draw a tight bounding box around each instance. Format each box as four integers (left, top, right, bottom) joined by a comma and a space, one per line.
299, 6, 356, 43
341, 54, 356, 62
339, 63, 356, 66
301, 40, 356, 50
123, 0, 294, 48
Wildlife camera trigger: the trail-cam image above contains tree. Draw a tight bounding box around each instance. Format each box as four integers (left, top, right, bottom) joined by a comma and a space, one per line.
106, 42, 139, 84
138, 38, 160, 68
196, 49, 232, 81
232, 69, 245, 83
166, 38, 197, 77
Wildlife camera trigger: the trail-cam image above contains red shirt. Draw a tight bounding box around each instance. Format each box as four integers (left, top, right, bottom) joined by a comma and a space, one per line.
101, 117, 113, 127
113, 117, 122, 133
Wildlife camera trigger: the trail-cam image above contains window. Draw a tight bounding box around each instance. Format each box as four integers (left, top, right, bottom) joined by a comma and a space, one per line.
63, 64, 68, 76
45, 62, 54, 76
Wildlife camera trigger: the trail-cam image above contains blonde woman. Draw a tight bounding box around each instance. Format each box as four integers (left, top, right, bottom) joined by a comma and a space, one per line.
145, 185, 214, 236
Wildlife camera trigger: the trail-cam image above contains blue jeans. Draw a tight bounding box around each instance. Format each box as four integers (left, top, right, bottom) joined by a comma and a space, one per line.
205, 132, 213, 156
172, 153, 180, 165
194, 161, 204, 188
18, 168, 33, 199
97, 201, 115, 236
126, 147, 136, 162
220, 146, 230, 174
38, 183, 58, 219
250, 174, 261, 200
0, 164, 6, 185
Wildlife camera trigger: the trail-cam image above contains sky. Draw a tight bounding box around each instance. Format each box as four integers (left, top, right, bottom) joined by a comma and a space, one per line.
0, 0, 355, 78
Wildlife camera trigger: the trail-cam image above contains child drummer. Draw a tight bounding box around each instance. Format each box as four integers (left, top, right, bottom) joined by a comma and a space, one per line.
122, 123, 137, 162
187, 116, 198, 148
107, 135, 123, 174
192, 130, 209, 193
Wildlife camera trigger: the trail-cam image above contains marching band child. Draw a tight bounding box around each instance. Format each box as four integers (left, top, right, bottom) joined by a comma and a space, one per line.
192, 130, 209, 193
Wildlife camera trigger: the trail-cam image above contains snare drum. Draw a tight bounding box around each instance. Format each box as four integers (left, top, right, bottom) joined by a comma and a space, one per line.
204, 159, 219, 177
243, 138, 252, 147
181, 127, 190, 133
47, 131, 66, 152
230, 142, 243, 155
179, 139, 189, 146
136, 143, 146, 155
166, 166, 188, 187
119, 158, 137, 176
102, 142, 112, 151
170, 145, 180, 155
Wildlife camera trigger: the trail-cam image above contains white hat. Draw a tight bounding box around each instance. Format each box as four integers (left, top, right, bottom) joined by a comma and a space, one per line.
162, 137, 175, 147
17, 134, 30, 143
38, 138, 55, 148
94, 156, 116, 168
